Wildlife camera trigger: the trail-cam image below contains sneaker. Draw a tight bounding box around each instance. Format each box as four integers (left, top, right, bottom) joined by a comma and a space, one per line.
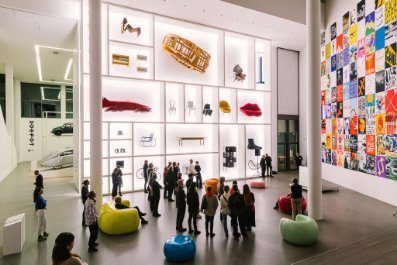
153, 213, 161, 217
141, 213, 147, 216
88, 248, 98, 252
179, 228, 187, 232
43, 232, 49, 238
194, 230, 201, 235
141, 220, 149, 224
210, 233, 215, 237
189, 229, 194, 234
38, 235, 47, 241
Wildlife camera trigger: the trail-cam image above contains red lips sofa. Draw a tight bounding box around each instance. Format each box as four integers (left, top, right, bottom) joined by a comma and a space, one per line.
240, 103, 262, 117
278, 194, 307, 214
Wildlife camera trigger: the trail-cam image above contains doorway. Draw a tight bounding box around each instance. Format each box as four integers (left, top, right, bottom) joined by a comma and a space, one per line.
277, 117, 299, 171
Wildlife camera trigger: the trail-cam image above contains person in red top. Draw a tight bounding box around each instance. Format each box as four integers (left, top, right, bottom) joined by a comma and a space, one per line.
242, 184, 255, 231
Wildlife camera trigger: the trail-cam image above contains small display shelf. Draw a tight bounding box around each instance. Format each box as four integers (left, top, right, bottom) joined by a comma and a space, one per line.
223, 146, 237, 168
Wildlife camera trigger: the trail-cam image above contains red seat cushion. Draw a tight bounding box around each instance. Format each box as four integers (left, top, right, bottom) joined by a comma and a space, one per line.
240, 103, 262, 117
278, 194, 307, 214
250, 181, 266, 189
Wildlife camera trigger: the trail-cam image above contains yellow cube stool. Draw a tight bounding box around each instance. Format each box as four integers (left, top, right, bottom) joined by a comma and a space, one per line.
99, 200, 140, 235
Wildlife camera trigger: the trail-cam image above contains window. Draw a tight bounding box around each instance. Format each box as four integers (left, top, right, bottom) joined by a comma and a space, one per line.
66, 86, 73, 119
21, 83, 61, 118
0, 74, 5, 121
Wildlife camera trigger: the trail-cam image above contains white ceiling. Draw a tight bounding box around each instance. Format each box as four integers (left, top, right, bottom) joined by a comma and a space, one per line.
0, 6, 77, 83
106, 0, 306, 51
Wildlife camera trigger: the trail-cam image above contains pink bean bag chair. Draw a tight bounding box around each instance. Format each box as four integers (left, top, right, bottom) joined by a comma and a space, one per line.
250, 181, 266, 189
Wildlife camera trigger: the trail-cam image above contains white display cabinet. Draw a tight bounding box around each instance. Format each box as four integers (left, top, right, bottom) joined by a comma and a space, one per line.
255, 38, 271, 91
154, 16, 224, 86
237, 90, 271, 124
165, 82, 184, 123
219, 124, 245, 179
184, 84, 203, 123
133, 156, 165, 190
165, 124, 218, 155
133, 123, 165, 156
108, 5, 154, 47
166, 153, 219, 182
245, 125, 271, 177
83, 140, 109, 159
202, 86, 219, 123
219, 87, 237, 123
109, 41, 154, 79
224, 32, 255, 89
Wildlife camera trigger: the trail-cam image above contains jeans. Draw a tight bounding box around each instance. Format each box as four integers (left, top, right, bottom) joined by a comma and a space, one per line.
188, 212, 198, 231
196, 174, 202, 188
266, 165, 272, 175
291, 198, 302, 221
167, 183, 175, 200
221, 213, 228, 234
150, 196, 159, 214
36, 209, 46, 236
88, 222, 98, 249
261, 166, 266, 177
176, 207, 186, 229
205, 215, 214, 234
144, 176, 148, 192
112, 183, 118, 197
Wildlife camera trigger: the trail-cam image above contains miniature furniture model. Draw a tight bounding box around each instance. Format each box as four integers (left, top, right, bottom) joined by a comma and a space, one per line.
121, 17, 141, 36
280, 215, 319, 245
163, 235, 196, 262
250, 181, 266, 189
202, 103, 213, 116
223, 146, 236, 168
139, 133, 156, 147
99, 200, 140, 235
169, 99, 176, 115
162, 34, 211, 74
3, 213, 25, 256
219, 100, 231, 113
176, 137, 207, 146
205, 178, 219, 194
277, 194, 307, 214
186, 101, 196, 116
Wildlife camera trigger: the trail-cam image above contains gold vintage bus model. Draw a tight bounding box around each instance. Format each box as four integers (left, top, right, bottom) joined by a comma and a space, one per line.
162, 34, 211, 74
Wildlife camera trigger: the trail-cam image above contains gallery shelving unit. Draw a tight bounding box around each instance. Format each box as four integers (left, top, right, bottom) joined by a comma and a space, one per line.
82, 2, 272, 194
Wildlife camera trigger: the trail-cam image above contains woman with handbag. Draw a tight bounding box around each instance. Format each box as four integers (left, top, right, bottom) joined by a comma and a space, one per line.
219, 185, 231, 237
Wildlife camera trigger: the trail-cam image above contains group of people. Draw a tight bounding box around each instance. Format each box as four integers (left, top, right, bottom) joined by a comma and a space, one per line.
260, 154, 272, 177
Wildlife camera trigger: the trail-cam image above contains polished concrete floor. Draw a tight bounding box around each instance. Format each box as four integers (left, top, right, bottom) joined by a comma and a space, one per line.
1, 163, 397, 265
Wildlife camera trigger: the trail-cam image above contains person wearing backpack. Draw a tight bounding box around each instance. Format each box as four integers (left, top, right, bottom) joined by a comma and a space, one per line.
228, 184, 247, 240
201, 186, 218, 237
220, 185, 231, 237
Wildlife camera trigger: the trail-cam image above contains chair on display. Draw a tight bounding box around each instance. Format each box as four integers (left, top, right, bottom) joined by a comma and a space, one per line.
139, 133, 156, 147
277, 194, 307, 214
99, 200, 140, 235
163, 235, 196, 262
219, 100, 231, 113
280, 214, 319, 245
205, 178, 219, 194
186, 101, 196, 116
169, 99, 176, 115
202, 103, 213, 116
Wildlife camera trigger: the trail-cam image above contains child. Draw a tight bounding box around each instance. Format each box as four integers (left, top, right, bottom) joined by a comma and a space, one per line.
34, 187, 48, 241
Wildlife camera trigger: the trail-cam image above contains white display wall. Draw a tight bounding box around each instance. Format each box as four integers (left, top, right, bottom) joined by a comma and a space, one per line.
82, 2, 272, 194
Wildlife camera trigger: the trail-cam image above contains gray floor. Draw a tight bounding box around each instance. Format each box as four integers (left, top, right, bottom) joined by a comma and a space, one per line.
1, 163, 397, 265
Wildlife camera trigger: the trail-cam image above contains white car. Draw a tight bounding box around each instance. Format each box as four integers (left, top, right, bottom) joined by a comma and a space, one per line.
41, 147, 73, 169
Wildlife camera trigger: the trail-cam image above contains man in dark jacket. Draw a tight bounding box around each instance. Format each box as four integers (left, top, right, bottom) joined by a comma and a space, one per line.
259, 155, 266, 178
150, 173, 161, 217
167, 166, 175, 201
228, 184, 247, 240
265, 154, 272, 176
81, 179, 90, 226
175, 179, 187, 232
34, 170, 44, 189
143, 160, 149, 193
290, 178, 302, 220
295, 153, 303, 170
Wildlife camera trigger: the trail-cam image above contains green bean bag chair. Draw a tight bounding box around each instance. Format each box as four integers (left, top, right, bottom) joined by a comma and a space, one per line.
280, 214, 318, 245
99, 200, 140, 235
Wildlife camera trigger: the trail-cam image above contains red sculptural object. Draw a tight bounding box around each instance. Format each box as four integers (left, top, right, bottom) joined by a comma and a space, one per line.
277, 194, 307, 214
240, 103, 262, 117
102, 97, 151, 112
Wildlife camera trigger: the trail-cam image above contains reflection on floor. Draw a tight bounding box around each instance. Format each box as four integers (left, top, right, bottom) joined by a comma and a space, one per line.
0, 163, 396, 265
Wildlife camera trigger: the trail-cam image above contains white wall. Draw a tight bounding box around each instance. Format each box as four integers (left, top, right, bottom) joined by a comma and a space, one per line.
0, 108, 17, 183
299, 48, 307, 165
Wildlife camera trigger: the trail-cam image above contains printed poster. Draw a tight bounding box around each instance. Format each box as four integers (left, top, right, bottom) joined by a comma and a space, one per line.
376, 155, 387, 177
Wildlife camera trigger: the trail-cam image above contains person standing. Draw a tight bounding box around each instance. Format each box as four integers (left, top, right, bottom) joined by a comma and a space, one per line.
186, 173, 194, 192
220, 185, 231, 237
194, 161, 202, 188
150, 173, 161, 217
117, 166, 123, 196
217, 177, 225, 199
201, 186, 218, 237
85, 191, 99, 252
265, 154, 272, 176
166, 166, 175, 202
34, 170, 44, 189
187, 182, 201, 235
34, 187, 48, 241
52, 232, 86, 265
242, 184, 255, 231
111, 166, 120, 199
143, 160, 149, 193
188, 159, 196, 177
175, 179, 187, 232
229, 184, 247, 240
163, 166, 169, 199
295, 153, 303, 170
260, 155, 266, 178
81, 179, 90, 226
290, 178, 303, 220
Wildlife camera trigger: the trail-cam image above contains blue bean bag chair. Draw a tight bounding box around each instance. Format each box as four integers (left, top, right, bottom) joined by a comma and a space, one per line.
280, 214, 319, 245
163, 235, 196, 262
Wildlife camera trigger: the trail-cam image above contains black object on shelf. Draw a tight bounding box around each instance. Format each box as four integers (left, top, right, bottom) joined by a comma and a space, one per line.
255, 148, 261, 156
247, 138, 262, 149
223, 146, 237, 168
203, 103, 213, 116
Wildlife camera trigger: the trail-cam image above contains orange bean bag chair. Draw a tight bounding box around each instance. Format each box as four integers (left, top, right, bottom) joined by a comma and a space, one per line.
205, 178, 219, 194
250, 181, 265, 189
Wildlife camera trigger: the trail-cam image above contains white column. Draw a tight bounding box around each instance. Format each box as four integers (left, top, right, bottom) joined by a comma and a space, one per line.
5, 64, 14, 136
306, 0, 322, 220
60, 85, 66, 119
89, 0, 102, 207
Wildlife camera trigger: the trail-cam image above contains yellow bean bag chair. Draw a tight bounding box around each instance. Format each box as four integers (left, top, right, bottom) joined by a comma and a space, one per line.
205, 178, 219, 194
219, 100, 231, 113
99, 200, 140, 235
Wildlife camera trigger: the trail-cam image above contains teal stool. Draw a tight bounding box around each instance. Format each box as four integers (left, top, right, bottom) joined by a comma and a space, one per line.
280, 214, 319, 245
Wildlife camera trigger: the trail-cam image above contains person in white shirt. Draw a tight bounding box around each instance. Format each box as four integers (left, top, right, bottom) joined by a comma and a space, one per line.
187, 159, 197, 176
220, 185, 231, 237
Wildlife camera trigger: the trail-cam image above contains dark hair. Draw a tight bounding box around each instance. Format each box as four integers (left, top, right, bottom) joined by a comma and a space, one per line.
233, 184, 239, 192
243, 184, 250, 194
33, 187, 42, 203
52, 232, 74, 264
82, 179, 90, 186
293, 178, 298, 184
207, 186, 212, 192
223, 185, 230, 193
88, 191, 96, 199
232, 181, 237, 185
189, 182, 197, 192
188, 173, 194, 178
34, 170, 39, 175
